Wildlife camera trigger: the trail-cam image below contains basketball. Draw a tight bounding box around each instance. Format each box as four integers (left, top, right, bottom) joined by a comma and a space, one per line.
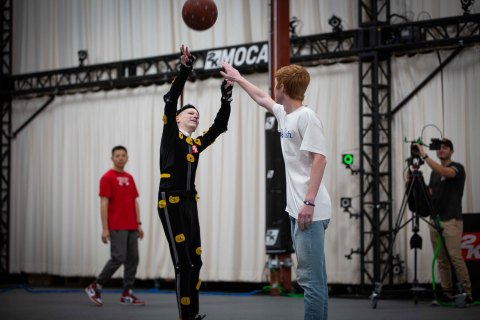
182, 0, 218, 31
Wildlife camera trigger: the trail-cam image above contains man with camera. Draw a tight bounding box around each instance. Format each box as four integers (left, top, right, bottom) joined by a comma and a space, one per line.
415, 138, 472, 303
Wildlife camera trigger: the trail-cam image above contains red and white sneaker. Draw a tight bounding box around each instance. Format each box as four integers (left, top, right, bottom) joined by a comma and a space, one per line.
85, 283, 103, 306
120, 289, 145, 306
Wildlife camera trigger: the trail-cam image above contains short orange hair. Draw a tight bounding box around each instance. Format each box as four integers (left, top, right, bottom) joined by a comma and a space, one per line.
275, 64, 310, 101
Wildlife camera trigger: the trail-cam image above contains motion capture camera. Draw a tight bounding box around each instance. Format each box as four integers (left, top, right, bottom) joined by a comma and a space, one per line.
428, 138, 442, 150
406, 137, 442, 165
410, 143, 421, 158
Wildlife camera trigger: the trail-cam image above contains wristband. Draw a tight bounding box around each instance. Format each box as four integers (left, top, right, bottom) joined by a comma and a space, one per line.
304, 201, 315, 207
421, 154, 429, 160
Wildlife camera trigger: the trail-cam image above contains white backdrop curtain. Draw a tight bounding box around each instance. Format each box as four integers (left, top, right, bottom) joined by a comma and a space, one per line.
10, 0, 480, 284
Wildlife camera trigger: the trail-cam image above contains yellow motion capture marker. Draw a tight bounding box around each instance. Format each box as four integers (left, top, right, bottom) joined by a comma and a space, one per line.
158, 200, 167, 208
186, 154, 195, 162
195, 247, 202, 255
175, 234, 186, 243
169, 195, 180, 203
180, 297, 190, 305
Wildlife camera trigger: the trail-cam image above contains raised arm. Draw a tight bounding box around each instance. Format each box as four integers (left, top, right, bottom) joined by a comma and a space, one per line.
164, 45, 195, 106
197, 80, 233, 151
221, 62, 276, 113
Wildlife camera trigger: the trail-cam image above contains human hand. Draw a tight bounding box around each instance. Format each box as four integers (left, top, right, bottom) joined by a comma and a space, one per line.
101, 229, 110, 244
180, 44, 195, 67
220, 62, 241, 82
137, 226, 144, 240
413, 143, 426, 158
221, 79, 234, 101
297, 205, 314, 231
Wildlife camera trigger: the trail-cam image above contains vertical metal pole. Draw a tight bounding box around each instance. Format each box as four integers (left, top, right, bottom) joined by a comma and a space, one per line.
358, 0, 392, 290
267, 0, 292, 296
0, 0, 13, 275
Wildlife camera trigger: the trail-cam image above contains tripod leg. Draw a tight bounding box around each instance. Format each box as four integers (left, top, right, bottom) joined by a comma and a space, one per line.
370, 282, 382, 309
369, 183, 414, 309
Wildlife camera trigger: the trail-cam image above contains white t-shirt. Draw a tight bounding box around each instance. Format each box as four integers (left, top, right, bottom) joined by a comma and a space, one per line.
272, 104, 331, 221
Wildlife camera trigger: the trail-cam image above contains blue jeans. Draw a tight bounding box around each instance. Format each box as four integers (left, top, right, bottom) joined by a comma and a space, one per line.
290, 217, 329, 320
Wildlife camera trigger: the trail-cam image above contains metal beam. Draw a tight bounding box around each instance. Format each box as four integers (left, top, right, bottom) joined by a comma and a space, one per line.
391, 46, 464, 116
5, 13, 478, 99
12, 95, 55, 138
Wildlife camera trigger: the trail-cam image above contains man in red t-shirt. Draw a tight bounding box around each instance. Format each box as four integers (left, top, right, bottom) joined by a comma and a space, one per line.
85, 145, 145, 306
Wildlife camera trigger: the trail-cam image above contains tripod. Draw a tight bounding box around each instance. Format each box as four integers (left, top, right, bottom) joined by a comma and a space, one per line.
369, 158, 463, 308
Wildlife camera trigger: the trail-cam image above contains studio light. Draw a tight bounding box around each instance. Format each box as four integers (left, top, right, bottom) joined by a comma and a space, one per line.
342, 154, 354, 167
461, 0, 475, 15
328, 15, 343, 32
78, 50, 88, 67
340, 197, 352, 211
289, 16, 300, 38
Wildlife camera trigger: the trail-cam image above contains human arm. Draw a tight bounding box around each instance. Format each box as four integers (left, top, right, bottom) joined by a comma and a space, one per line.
163, 45, 195, 111
100, 197, 110, 244
220, 62, 276, 113
414, 144, 456, 178
297, 153, 327, 231
197, 80, 233, 150
135, 198, 144, 239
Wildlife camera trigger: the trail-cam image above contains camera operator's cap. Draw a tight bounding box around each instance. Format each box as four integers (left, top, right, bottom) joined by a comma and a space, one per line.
176, 104, 198, 116
441, 138, 454, 151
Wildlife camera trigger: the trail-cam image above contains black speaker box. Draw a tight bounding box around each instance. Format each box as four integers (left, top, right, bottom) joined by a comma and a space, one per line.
265, 113, 293, 254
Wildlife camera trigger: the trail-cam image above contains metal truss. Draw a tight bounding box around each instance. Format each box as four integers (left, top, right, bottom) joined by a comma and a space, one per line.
356, 0, 393, 292
5, 13, 479, 99
1, 0, 12, 274
358, 52, 393, 288
352, 3, 480, 292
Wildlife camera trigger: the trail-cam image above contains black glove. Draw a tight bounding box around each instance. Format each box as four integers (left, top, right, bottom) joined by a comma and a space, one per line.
221, 80, 233, 102
184, 54, 196, 68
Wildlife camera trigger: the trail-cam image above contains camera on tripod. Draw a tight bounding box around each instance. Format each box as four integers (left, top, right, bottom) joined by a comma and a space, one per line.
405, 137, 442, 168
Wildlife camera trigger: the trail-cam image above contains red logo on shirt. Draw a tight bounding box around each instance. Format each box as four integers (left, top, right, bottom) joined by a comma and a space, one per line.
192, 145, 199, 154
117, 177, 130, 186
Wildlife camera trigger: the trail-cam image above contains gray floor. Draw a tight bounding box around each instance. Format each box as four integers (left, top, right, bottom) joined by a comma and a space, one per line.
0, 287, 479, 320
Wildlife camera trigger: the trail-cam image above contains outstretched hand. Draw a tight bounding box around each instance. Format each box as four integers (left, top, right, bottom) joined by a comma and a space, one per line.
220, 62, 241, 82
180, 44, 195, 67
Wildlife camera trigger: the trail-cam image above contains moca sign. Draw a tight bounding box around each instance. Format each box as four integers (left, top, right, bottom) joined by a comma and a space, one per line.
203, 42, 269, 70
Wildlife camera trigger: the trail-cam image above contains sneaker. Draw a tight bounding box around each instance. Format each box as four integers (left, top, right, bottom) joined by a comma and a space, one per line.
466, 294, 473, 304
120, 289, 145, 306
440, 291, 455, 302
85, 283, 103, 306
